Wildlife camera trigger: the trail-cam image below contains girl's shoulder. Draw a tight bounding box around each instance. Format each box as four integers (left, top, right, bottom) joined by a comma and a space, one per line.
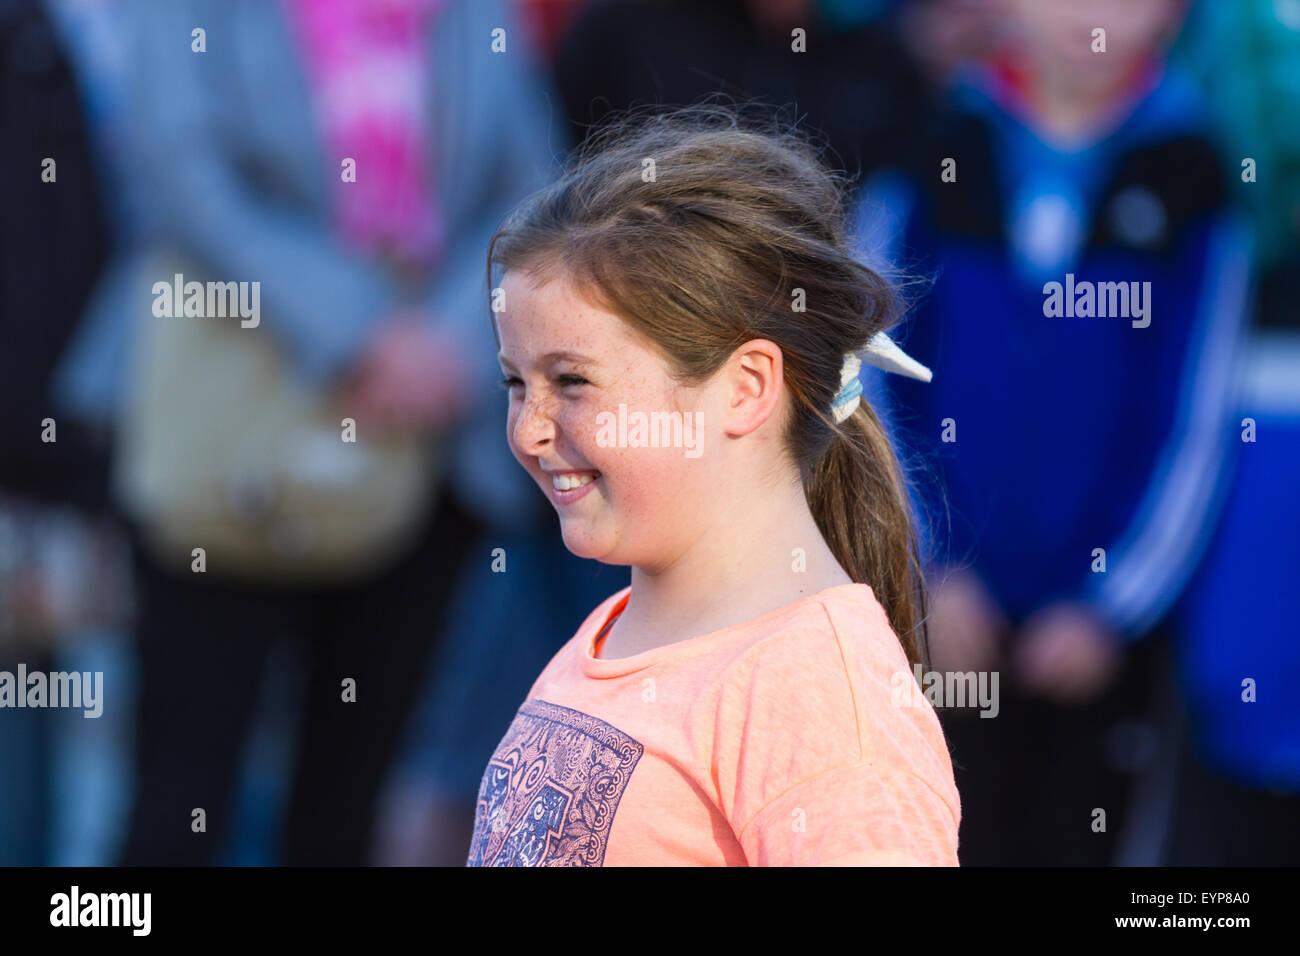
707, 584, 960, 837
710, 583, 909, 748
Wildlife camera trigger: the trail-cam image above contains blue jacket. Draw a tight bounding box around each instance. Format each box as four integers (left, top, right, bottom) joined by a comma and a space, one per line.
864, 64, 1253, 641
52, 0, 567, 533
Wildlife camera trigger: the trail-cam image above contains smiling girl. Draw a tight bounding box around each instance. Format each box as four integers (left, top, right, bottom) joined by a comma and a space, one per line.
467, 106, 960, 867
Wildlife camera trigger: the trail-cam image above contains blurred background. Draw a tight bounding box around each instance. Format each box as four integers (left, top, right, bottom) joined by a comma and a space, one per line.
0, 0, 1295, 866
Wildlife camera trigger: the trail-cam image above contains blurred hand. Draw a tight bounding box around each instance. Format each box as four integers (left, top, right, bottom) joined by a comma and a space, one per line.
370, 780, 440, 866
1011, 602, 1124, 704
926, 568, 1009, 682
10, 570, 53, 640
346, 310, 474, 432
370, 778, 477, 867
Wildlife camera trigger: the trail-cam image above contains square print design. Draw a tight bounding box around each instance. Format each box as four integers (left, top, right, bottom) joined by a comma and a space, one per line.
468, 699, 645, 866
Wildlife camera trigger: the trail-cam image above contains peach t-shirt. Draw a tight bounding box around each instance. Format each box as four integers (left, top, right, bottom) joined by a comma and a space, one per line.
466, 583, 961, 866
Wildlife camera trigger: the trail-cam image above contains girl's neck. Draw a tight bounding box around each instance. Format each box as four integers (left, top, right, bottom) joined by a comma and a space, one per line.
603, 477, 852, 659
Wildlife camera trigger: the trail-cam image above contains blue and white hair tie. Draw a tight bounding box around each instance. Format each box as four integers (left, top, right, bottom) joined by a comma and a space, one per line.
830, 331, 932, 423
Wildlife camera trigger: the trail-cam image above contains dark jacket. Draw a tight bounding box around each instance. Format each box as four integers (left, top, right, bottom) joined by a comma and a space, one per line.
0, 0, 112, 510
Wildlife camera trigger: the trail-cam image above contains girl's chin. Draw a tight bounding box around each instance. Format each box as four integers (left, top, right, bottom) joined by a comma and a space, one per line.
558, 525, 610, 561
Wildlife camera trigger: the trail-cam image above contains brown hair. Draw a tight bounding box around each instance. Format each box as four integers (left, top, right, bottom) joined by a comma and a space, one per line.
487, 104, 929, 669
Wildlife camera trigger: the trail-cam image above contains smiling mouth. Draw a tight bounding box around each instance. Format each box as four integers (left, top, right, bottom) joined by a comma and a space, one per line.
550, 471, 601, 491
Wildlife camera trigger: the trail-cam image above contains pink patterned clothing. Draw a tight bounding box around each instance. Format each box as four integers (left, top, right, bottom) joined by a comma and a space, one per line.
283, 0, 448, 271
467, 584, 962, 866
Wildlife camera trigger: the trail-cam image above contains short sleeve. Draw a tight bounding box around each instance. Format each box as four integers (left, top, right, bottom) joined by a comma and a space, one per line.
734, 760, 960, 867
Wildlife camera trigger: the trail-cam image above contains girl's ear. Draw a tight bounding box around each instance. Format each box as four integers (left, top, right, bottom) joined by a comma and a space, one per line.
721, 339, 785, 438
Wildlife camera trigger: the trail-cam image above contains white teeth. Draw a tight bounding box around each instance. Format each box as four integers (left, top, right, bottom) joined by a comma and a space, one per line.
552, 473, 596, 491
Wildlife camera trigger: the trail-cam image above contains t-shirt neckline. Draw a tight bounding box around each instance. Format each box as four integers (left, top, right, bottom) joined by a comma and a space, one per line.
580, 582, 874, 679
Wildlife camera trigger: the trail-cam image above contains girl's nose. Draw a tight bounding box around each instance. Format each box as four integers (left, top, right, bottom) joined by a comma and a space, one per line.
512, 393, 556, 454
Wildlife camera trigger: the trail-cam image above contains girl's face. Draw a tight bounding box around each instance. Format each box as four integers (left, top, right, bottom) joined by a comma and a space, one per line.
494, 269, 718, 569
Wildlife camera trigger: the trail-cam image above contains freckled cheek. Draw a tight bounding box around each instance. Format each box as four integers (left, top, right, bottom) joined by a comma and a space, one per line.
559, 407, 635, 490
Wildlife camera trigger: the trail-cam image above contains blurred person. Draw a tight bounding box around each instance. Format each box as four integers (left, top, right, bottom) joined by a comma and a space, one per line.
0, 1, 113, 512
554, 0, 933, 180
38, 0, 145, 867
862, 0, 1253, 863
0, 0, 123, 865
1172, 0, 1300, 279
51, 0, 565, 866
465, 106, 960, 867
1159, 0, 1300, 864
1163, 307, 1300, 865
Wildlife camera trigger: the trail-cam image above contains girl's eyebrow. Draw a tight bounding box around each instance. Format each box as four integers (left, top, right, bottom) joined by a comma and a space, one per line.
498, 350, 599, 370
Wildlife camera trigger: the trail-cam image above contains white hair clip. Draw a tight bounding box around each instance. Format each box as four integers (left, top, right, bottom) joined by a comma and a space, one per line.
830, 331, 932, 423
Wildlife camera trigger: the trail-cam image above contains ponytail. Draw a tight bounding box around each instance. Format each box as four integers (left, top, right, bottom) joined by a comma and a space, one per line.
804, 399, 929, 670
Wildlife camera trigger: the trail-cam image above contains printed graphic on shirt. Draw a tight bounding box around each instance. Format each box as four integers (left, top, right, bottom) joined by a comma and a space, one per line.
467, 698, 644, 866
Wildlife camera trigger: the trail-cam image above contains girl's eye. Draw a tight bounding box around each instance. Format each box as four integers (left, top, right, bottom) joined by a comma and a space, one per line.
497, 375, 589, 392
